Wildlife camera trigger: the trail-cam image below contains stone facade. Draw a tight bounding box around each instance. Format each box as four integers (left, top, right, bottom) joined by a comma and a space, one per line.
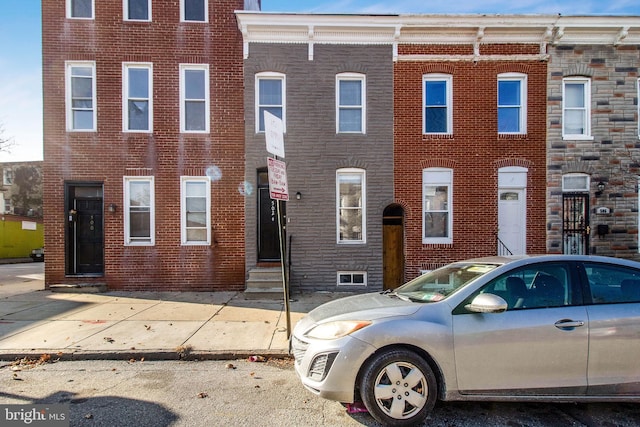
547, 44, 640, 258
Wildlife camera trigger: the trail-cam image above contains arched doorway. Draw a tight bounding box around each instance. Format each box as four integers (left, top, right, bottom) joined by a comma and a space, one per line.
383, 204, 405, 290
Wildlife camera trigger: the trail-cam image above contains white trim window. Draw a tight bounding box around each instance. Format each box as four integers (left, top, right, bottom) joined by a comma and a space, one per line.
423, 74, 453, 135
3, 196, 10, 214
337, 271, 367, 287
66, 61, 96, 132
337, 169, 366, 244
423, 168, 453, 244
256, 72, 286, 133
181, 177, 211, 245
336, 73, 365, 133
123, 63, 153, 132
498, 73, 527, 134
67, 0, 93, 19
124, 0, 150, 21
3, 168, 13, 186
180, 64, 209, 133
180, 0, 207, 22
563, 77, 592, 139
562, 173, 590, 193
124, 177, 155, 246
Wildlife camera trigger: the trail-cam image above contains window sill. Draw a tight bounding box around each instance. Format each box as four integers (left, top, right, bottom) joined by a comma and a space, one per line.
498, 133, 528, 140
562, 135, 595, 141
423, 134, 454, 140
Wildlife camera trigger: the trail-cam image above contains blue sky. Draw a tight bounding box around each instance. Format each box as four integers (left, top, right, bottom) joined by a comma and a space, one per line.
1, 0, 639, 162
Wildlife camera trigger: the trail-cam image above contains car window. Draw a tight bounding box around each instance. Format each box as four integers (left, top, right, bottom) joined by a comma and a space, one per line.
582, 262, 640, 304
396, 262, 498, 302
475, 263, 574, 310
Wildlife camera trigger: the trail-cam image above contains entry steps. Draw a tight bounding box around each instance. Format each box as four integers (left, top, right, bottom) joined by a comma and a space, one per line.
244, 267, 285, 300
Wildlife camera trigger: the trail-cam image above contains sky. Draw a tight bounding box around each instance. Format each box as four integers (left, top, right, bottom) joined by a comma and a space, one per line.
1, 0, 639, 163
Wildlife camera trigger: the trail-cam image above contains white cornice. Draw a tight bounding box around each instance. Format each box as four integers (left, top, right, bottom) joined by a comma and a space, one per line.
235, 12, 640, 61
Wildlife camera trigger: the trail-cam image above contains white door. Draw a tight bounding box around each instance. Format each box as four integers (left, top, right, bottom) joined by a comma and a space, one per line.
498, 189, 525, 255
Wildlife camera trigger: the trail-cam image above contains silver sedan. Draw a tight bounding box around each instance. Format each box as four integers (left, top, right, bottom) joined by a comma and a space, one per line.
291, 255, 640, 426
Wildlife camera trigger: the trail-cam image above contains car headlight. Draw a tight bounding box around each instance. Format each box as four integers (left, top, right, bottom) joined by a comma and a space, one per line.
304, 320, 372, 340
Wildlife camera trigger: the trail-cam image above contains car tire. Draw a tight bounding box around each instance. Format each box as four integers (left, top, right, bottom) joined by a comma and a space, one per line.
359, 348, 437, 426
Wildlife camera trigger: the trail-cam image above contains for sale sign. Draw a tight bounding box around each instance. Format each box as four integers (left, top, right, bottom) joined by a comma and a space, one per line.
267, 157, 289, 201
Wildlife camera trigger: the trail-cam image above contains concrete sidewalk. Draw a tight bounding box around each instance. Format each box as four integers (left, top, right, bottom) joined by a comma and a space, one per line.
0, 288, 344, 361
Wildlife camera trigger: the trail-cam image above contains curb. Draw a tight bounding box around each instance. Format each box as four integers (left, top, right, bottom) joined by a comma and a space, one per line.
0, 349, 292, 362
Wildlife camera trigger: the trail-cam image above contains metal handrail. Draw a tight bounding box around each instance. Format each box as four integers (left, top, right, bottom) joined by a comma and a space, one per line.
496, 236, 513, 256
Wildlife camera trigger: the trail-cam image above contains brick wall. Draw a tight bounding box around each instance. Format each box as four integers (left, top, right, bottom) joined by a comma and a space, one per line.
42, 0, 246, 290
547, 45, 640, 258
395, 44, 548, 278
243, 43, 395, 292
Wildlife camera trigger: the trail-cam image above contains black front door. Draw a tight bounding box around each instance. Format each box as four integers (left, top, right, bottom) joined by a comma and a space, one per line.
563, 193, 590, 255
257, 170, 283, 261
66, 184, 104, 275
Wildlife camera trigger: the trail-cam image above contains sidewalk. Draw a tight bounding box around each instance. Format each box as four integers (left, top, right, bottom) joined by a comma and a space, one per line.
0, 288, 345, 361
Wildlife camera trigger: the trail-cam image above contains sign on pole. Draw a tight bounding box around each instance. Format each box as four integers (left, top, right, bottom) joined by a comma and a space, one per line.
267, 157, 289, 201
264, 111, 285, 158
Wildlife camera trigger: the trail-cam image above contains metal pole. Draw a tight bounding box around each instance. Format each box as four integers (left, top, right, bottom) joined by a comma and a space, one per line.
276, 197, 291, 339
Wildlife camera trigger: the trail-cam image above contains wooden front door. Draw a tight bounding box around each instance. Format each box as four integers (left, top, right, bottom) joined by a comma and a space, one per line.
383, 205, 405, 290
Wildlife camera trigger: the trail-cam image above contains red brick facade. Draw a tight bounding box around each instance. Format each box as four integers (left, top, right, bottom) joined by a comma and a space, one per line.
42, 0, 246, 290
394, 44, 548, 279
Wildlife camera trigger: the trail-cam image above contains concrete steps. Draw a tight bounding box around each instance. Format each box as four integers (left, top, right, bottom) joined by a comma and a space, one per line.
244, 267, 285, 300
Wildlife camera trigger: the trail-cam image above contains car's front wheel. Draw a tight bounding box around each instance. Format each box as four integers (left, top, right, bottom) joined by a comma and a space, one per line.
359, 348, 437, 426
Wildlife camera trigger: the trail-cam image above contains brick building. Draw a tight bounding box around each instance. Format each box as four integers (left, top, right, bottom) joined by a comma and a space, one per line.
547, 16, 640, 259
394, 16, 554, 278
236, 13, 394, 294
42, 0, 253, 290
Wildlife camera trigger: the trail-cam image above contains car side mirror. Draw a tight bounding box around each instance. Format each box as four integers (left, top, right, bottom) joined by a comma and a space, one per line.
465, 293, 508, 314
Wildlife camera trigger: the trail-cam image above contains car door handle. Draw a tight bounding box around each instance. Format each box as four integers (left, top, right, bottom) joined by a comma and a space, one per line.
554, 319, 585, 330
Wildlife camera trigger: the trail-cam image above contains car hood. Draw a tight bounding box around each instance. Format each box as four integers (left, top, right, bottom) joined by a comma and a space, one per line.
296, 292, 421, 333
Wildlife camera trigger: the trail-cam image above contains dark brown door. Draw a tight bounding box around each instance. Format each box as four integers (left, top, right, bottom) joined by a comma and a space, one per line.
383, 205, 405, 290
66, 184, 104, 275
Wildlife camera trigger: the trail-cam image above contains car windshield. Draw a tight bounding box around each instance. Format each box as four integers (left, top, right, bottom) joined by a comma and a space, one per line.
394, 262, 499, 303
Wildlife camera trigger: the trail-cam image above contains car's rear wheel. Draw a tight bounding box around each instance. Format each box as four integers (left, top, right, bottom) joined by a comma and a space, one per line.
359, 348, 437, 426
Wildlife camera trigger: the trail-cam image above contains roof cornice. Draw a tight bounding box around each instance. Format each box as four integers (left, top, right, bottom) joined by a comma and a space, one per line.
235, 12, 640, 61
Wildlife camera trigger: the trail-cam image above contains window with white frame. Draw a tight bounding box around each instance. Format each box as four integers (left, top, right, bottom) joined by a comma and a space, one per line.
124, 0, 150, 21
423, 168, 453, 244
181, 177, 211, 245
498, 73, 527, 134
562, 173, 590, 192
180, 64, 209, 133
3, 196, 10, 214
181, 0, 207, 22
256, 72, 285, 133
3, 169, 13, 186
336, 73, 365, 133
68, 0, 93, 19
66, 62, 96, 131
123, 63, 152, 132
423, 74, 452, 134
563, 77, 592, 139
337, 169, 366, 244
337, 271, 367, 286
124, 177, 155, 245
